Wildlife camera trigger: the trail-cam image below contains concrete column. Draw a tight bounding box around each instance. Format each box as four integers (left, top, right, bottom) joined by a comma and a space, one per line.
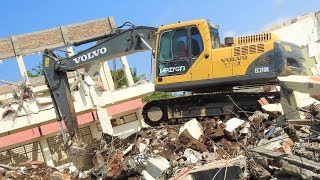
136, 108, 144, 129
98, 63, 110, 91
89, 122, 102, 139
120, 56, 134, 86
16, 55, 29, 81
96, 107, 113, 135
39, 137, 54, 167
103, 62, 115, 91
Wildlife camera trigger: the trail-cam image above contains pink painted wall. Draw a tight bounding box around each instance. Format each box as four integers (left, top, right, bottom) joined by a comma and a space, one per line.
107, 98, 143, 116
0, 128, 40, 148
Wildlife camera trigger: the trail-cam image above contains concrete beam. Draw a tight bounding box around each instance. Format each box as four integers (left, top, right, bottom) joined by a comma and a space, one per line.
98, 64, 110, 91
16, 55, 28, 81
102, 62, 115, 91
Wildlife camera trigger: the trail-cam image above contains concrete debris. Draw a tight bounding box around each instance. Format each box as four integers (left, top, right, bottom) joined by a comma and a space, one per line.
0, 161, 69, 179
35, 96, 52, 105
179, 118, 204, 140
261, 103, 283, 115
251, 147, 320, 179
123, 144, 134, 156
249, 111, 269, 128
224, 117, 245, 133
145, 156, 170, 179
224, 117, 248, 139
2, 109, 319, 179
176, 155, 248, 180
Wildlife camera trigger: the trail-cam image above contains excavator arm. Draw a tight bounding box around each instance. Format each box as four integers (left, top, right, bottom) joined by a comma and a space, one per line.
42, 26, 156, 144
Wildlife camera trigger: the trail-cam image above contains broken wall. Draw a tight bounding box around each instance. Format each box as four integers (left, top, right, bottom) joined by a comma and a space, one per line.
264, 11, 320, 75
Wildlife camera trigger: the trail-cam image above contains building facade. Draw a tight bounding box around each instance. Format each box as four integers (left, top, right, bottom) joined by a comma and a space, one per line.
0, 16, 154, 167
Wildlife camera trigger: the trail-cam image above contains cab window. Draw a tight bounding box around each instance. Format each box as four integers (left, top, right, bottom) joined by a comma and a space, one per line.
158, 29, 188, 61
191, 27, 204, 57
158, 28, 189, 77
210, 27, 221, 49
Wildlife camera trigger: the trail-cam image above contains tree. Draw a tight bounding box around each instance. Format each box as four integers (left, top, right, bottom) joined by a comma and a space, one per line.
27, 62, 44, 77
110, 68, 175, 102
111, 68, 145, 88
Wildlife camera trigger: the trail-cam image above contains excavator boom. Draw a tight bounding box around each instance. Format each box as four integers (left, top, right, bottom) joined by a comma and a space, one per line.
43, 26, 156, 142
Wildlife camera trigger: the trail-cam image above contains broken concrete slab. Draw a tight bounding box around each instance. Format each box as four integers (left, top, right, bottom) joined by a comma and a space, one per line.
224, 117, 248, 139
179, 118, 204, 141
145, 156, 170, 179
184, 148, 202, 164
177, 156, 248, 180
261, 103, 283, 115
250, 147, 320, 179
258, 133, 294, 154
225, 118, 245, 133
258, 134, 288, 151
142, 170, 155, 180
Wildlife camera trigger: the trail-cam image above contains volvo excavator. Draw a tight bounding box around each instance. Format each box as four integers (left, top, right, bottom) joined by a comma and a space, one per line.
43, 19, 313, 153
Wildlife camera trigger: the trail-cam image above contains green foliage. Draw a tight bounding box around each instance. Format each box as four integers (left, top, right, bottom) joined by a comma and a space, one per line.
27, 62, 44, 77
111, 68, 145, 88
142, 92, 175, 102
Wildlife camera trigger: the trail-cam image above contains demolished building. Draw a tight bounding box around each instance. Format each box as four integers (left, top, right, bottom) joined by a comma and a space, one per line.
0, 16, 154, 169
0, 12, 319, 180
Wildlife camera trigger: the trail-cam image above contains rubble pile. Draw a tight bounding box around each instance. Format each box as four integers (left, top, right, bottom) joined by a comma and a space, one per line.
70, 108, 320, 179
0, 161, 70, 180
0, 107, 319, 179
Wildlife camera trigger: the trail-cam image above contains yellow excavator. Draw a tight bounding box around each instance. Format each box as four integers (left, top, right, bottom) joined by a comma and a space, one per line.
43, 19, 309, 147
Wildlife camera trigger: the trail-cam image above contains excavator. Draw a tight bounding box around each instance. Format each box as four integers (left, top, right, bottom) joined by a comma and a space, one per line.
43, 19, 316, 154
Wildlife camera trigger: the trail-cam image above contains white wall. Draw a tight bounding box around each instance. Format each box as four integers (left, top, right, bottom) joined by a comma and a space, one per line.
264, 12, 320, 75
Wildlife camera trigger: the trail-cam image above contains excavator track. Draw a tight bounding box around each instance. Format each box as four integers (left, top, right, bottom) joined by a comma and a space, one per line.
142, 91, 280, 126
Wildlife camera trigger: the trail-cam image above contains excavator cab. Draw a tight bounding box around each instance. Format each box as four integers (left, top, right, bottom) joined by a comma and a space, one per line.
153, 19, 307, 93
155, 19, 215, 83
154, 19, 229, 92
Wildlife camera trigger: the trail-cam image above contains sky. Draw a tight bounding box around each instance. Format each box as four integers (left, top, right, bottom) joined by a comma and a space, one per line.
0, 0, 319, 82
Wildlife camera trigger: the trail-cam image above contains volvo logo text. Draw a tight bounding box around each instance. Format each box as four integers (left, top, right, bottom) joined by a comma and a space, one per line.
73, 47, 107, 64
220, 55, 247, 62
